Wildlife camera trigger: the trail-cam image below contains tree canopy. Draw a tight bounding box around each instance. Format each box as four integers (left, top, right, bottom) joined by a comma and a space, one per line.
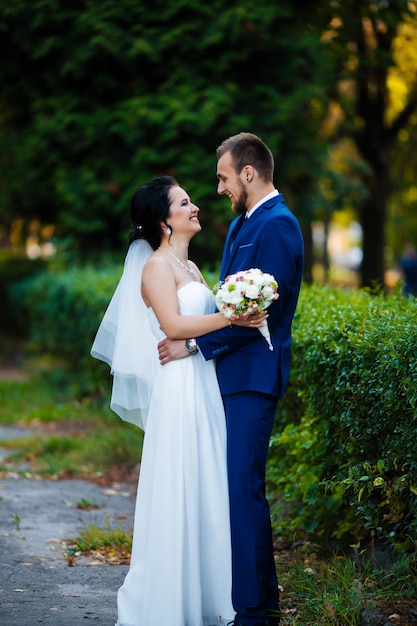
0, 0, 329, 266
1, 0, 417, 286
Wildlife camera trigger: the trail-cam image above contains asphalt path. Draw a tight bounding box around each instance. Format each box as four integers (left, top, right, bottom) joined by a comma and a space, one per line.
0, 426, 137, 626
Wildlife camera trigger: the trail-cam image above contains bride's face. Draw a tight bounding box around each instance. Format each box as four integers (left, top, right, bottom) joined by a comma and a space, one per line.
168, 186, 201, 236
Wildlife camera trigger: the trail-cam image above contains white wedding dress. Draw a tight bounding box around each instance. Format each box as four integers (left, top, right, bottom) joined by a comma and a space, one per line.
115, 281, 234, 626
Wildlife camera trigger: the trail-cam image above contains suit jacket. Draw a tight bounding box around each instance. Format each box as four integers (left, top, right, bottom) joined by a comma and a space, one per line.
197, 193, 304, 399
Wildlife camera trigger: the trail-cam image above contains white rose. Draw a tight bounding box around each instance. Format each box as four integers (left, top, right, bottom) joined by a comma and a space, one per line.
216, 287, 242, 306
245, 284, 261, 299
262, 285, 275, 300
227, 289, 244, 305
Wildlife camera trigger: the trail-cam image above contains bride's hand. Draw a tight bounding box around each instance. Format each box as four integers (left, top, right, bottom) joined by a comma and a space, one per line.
232, 313, 268, 328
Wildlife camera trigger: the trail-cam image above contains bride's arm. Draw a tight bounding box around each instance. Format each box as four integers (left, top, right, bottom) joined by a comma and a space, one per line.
142, 255, 265, 340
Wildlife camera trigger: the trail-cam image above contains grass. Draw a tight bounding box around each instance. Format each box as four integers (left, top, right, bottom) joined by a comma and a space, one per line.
65, 518, 417, 622
66, 517, 133, 566
0, 377, 64, 424
0, 373, 143, 477
276, 544, 417, 624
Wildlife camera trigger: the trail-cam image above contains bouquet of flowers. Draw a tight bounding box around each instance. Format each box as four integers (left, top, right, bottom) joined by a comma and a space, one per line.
213, 268, 279, 351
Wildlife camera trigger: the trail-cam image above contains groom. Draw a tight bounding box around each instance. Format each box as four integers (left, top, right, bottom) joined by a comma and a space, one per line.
158, 132, 304, 626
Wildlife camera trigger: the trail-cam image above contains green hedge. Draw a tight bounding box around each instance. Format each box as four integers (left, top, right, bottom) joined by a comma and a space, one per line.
269, 284, 417, 549
0, 252, 46, 329
7, 269, 417, 547
8, 263, 123, 394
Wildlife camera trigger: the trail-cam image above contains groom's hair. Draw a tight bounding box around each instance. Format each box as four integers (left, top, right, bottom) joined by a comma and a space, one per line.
216, 132, 274, 183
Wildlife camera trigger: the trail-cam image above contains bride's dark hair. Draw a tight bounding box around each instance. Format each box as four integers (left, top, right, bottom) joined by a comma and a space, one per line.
129, 175, 178, 250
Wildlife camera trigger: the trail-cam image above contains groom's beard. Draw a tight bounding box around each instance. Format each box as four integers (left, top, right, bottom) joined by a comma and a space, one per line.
233, 183, 249, 215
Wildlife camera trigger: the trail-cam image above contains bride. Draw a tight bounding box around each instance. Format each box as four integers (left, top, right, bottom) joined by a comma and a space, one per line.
91, 176, 266, 626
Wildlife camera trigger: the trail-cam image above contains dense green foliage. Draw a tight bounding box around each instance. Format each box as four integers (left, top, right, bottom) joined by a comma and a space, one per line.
271, 284, 417, 548
8, 262, 124, 394
0, 251, 46, 328
0, 0, 329, 266
2, 1, 417, 289
7, 268, 417, 547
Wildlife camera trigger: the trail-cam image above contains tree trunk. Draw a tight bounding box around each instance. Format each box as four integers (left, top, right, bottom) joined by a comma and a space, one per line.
302, 222, 313, 284
359, 190, 386, 289
355, 111, 392, 288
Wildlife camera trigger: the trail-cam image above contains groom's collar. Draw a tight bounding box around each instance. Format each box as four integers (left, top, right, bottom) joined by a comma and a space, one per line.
245, 189, 279, 219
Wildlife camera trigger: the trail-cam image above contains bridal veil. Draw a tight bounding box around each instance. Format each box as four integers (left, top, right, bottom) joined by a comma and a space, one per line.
91, 239, 158, 431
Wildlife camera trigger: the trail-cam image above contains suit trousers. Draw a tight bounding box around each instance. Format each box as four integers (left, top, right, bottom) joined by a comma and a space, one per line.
223, 390, 279, 625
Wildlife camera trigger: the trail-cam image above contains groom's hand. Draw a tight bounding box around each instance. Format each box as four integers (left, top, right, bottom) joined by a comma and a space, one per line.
158, 338, 189, 365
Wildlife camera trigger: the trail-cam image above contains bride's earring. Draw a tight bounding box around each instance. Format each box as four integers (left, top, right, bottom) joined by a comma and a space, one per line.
167, 226, 172, 235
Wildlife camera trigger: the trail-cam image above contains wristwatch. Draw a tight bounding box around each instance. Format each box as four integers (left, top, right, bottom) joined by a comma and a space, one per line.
185, 338, 198, 354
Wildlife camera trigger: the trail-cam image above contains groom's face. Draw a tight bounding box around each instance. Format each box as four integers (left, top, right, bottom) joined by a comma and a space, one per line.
217, 152, 248, 215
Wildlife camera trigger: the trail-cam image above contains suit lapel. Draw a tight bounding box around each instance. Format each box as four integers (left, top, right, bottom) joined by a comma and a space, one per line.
222, 214, 250, 278
228, 214, 246, 253
221, 194, 285, 278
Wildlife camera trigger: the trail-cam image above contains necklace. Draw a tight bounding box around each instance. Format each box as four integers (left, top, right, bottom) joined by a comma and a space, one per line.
159, 248, 196, 276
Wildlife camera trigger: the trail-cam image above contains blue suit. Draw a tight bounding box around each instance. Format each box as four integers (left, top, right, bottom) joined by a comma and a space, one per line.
198, 193, 304, 625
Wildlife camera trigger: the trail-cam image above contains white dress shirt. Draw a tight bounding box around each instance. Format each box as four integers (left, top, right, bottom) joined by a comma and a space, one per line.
246, 189, 279, 219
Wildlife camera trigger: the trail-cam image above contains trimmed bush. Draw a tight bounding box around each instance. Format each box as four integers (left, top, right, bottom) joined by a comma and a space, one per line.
0, 251, 46, 329
8, 263, 123, 394
269, 284, 417, 548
